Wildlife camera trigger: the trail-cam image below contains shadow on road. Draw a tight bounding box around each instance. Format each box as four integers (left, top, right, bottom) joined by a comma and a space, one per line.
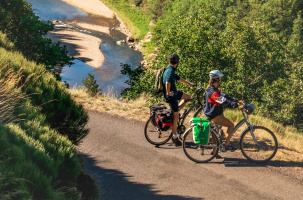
197, 156, 303, 169
80, 153, 203, 200
152, 143, 302, 169
220, 157, 303, 168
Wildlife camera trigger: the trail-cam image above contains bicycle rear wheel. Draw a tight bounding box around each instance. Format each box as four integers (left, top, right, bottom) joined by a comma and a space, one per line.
183, 127, 219, 163
240, 126, 278, 163
144, 117, 172, 145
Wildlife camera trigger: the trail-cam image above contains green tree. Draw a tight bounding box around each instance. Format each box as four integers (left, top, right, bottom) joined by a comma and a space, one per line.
288, 11, 303, 60
82, 73, 102, 97
0, 0, 72, 70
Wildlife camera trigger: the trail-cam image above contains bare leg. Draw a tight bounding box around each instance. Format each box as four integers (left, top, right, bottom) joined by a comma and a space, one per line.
172, 112, 179, 135
211, 115, 234, 146
178, 92, 191, 110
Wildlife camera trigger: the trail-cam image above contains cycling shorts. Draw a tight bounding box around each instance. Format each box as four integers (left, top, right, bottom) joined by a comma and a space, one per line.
168, 91, 183, 112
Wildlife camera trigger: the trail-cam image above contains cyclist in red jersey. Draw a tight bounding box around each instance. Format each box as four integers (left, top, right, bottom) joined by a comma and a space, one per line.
204, 70, 243, 151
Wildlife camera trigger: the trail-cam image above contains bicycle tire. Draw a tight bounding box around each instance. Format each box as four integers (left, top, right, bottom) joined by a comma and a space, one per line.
144, 117, 172, 145
240, 126, 278, 163
183, 127, 219, 163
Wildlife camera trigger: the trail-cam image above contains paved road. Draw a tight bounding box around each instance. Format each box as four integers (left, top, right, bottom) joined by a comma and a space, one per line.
77, 110, 303, 200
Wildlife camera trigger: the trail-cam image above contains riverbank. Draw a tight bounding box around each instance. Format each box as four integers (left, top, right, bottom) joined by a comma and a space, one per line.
47, 0, 131, 68
61, 0, 130, 35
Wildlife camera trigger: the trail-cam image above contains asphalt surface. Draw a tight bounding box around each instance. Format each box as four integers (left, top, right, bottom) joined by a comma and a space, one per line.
77, 110, 303, 200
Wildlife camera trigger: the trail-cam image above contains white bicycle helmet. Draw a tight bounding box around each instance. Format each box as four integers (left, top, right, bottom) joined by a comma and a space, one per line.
209, 70, 224, 80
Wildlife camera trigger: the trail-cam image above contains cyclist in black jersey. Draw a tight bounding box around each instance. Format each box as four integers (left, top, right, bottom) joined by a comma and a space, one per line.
163, 54, 194, 146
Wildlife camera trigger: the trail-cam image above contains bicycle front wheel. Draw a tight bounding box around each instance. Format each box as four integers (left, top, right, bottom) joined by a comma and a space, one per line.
144, 117, 172, 145
183, 128, 219, 163
240, 126, 278, 163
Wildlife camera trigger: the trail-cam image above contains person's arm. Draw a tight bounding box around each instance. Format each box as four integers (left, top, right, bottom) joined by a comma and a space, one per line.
164, 68, 174, 96
165, 82, 174, 96
179, 77, 194, 87
210, 91, 239, 108
220, 92, 238, 102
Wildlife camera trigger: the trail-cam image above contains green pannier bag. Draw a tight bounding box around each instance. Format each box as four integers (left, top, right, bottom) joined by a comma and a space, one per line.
191, 117, 210, 145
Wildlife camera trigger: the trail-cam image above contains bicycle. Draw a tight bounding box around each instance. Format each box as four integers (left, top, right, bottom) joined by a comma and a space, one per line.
144, 86, 205, 146
182, 103, 278, 163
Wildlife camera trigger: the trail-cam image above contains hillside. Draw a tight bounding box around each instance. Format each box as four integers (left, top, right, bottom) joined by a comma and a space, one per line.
0, 0, 98, 198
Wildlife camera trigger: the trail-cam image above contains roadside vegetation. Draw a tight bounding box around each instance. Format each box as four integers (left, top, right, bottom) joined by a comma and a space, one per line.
0, 0, 98, 198
0, 31, 98, 200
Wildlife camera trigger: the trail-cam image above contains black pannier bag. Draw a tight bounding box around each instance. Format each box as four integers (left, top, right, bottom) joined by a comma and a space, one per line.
149, 104, 173, 131
150, 104, 166, 126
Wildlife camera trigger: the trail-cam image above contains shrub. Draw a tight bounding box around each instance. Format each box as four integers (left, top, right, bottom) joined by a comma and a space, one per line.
82, 73, 102, 97
0, 0, 72, 69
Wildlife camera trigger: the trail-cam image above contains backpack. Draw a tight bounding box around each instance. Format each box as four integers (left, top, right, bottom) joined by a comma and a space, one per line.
149, 104, 173, 131
191, 117, 210, 145
154, 67, 166, 94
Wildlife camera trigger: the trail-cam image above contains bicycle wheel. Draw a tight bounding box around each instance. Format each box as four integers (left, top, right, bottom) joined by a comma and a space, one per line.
183, 127, 219, 163
144, 117, 172, 145
240, 126, 278, 163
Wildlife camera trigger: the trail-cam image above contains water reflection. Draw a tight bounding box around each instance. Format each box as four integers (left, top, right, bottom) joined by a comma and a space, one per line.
61, 59, 95, 87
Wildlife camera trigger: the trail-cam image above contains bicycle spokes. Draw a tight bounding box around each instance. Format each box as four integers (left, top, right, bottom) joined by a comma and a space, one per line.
240, 126, 278, 163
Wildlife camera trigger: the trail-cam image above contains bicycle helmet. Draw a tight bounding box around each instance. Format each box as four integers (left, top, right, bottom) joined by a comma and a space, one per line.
245, 104, 255, 115
169, 53, 180, 65
209, 70, 224, 80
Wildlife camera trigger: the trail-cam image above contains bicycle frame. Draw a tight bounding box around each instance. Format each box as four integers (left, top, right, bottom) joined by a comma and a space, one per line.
177, 87, 205, 129
178, 98, 202, 126
210, 109, 259, 145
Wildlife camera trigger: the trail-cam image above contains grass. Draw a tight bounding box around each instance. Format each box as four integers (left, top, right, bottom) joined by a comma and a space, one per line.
101, 0, 152, 39
69, 87, 151, 121
0, 32, 98, 200
70, 87, 303, 166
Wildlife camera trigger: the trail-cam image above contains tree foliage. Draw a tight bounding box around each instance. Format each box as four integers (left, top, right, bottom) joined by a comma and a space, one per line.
82, 73, 102, 97
0, 0, 72, 71
121, 0, 303, 130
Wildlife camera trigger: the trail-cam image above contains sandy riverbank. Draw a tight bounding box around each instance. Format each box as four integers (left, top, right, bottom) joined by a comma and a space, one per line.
47, 0, 130, 68
47, 28, 103, 68
61, 0, 114, 18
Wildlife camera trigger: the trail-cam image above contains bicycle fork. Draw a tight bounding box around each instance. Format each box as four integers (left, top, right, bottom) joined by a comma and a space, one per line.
248, 124, 260, 146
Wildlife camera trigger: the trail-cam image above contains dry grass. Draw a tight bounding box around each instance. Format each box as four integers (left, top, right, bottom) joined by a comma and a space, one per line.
0, 68, 29, 124
69, 87, 151, 122
70, 87, 303, 169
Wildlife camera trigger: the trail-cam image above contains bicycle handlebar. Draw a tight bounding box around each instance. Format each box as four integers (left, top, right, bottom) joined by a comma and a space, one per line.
195, 86, 205, 106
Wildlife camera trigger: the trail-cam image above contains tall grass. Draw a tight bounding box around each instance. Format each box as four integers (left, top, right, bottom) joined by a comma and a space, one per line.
0, 38, 97, 199
0, 31, 88, 144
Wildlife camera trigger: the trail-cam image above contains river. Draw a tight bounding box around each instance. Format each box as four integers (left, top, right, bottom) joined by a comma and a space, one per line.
27, 0, 143, 96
